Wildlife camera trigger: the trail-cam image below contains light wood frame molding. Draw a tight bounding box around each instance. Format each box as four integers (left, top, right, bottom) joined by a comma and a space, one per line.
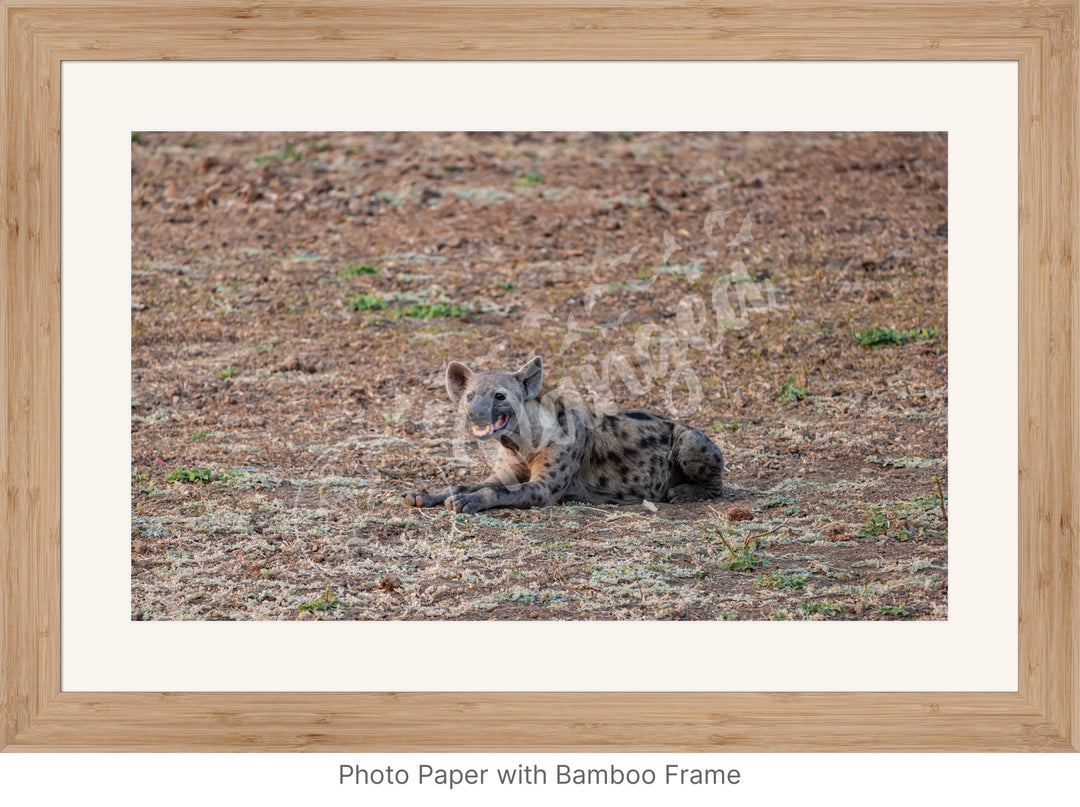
1, 1, 1077, 752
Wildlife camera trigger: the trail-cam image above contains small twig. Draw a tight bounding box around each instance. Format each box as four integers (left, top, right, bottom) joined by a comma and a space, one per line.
742, 516, 794, 548
561, 505, 644, 524
713, 529, 738, 557
602, 511, 640, 523
933, 475, 948, 522
574, 505, 613, 514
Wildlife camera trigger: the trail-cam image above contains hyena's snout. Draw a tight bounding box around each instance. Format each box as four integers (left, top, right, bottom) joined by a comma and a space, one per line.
466, 404, 489, 425
466, 402, 511, 438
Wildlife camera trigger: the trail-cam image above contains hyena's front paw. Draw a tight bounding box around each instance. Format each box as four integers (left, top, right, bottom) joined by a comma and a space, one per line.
403, 491, 441, 508
445, 492, 486, 514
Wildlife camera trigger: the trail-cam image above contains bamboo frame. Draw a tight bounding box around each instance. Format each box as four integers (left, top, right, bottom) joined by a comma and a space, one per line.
1, 0, 1076, 752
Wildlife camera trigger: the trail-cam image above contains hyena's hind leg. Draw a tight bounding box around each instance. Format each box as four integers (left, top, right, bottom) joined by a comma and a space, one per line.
666, 427, 725, 503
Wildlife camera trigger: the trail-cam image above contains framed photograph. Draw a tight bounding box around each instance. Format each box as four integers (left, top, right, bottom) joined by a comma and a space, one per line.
126, 128, 951, 626
2, 1, 1076, 752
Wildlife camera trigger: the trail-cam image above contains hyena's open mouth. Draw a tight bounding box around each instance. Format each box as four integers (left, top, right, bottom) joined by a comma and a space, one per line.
472, 413, 509, 437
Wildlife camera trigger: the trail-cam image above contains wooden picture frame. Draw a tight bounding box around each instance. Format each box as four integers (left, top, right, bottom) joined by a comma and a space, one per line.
1, 0, 1076, 752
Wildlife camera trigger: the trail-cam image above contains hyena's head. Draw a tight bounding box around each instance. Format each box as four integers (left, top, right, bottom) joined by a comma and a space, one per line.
445, 357, 543, 441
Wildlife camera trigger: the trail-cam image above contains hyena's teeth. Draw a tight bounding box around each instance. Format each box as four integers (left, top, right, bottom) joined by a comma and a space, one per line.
473, 415, 508, 437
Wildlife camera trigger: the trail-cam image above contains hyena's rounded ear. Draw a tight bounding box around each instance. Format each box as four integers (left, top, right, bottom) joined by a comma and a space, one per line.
446, 361, 473, 403
515, 356, 543, 400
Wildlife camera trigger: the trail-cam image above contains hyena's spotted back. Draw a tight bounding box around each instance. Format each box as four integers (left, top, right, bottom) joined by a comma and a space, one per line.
567, 411, 724, 504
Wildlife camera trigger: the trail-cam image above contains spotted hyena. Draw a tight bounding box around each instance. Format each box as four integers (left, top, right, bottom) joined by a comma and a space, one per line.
402, 357, 724, 514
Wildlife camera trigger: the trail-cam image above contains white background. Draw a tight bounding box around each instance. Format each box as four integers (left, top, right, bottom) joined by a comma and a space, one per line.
61, 62, 1016, 693
8, 60, 1061, 804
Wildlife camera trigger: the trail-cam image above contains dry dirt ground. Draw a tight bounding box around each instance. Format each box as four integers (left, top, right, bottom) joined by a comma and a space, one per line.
131, 131, 947, 621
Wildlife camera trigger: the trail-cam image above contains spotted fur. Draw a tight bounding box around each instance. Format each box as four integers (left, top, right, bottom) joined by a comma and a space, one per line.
402, 357, 724, 514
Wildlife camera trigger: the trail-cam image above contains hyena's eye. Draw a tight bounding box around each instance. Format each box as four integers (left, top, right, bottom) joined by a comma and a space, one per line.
494, 392, 505, 401
466, 392, 475, 402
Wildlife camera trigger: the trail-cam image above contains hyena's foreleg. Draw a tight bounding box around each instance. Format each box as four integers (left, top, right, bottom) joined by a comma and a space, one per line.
444, 450, 576, 514
402, 461, 526, 509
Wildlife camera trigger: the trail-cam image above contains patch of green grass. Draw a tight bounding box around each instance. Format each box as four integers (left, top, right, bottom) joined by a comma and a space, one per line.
719, 551, 765, 573
495, 281, 515, 291
856, 506, 891, 538
856, 497, 945, 542
908, 559, 935, 575
879, 604, 910, 617
778, 373, 808, 403
131, 132, 142, 144
710, 529, 767, 572
799, 601, 842, 617
397, 301, 466, 319
762, 495, 798, 510
307, 139, 332, 153
757, 570, 811, 589
617, 132, 634, 141
541, 541, 571, 552
851, 558, 885, 569
854, 326, 938, 347
348, 293, 387, 311
255, 142, 303, 164
336, 263, 380, 280
710, 419, 742, 431
165, 467, 215, 483
188, 431, 210, 441
516, 169, 544, 186
913, 493, 946, 511
218, 365, 239, 379
298, 585, 349, 613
